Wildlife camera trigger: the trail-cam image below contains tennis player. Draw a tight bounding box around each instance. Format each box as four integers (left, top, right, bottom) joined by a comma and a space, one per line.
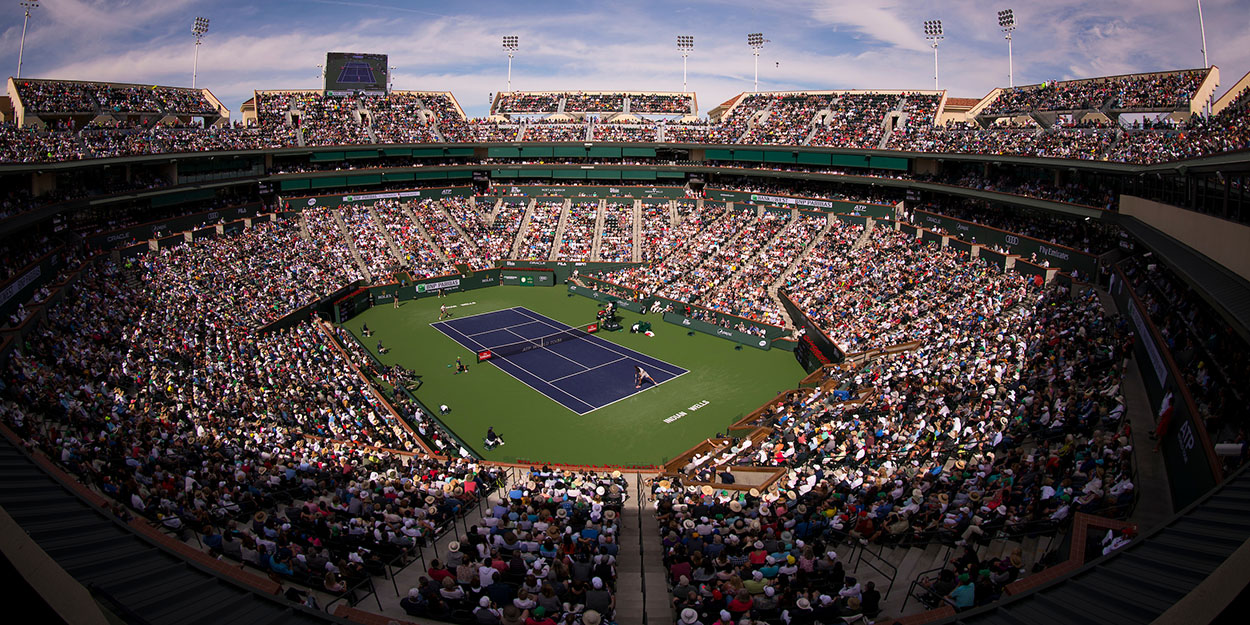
439, 304, 450, 320
634, 365, 656, 389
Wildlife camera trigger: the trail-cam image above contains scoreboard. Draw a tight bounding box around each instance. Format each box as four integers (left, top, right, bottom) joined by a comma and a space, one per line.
325, 52, 389, 95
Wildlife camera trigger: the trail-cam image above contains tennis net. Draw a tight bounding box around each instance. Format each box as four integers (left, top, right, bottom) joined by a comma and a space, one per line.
477, 322, 599, 362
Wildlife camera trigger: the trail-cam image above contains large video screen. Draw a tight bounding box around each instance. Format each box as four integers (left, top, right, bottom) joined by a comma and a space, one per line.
324, 52, 388, 95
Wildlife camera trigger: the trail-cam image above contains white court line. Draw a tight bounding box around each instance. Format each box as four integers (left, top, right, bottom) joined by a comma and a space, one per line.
548, 356, 630, 383
579, 369, 691, 416
463, 320, 547, 338
500, 326, 590, 371
510, 307, 688, 376
491, 354, 598, 412
431, 312, 596, 412
427, 305, 526, 328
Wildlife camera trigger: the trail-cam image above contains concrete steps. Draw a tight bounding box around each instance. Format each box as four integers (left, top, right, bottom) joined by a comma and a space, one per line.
510, 199, 537, 259
366, 203, 407, 268
632, 200, 643, 263
331, 208, 372, 281
400, 202, 451, 264
591, 199, 606, 262
549, 199, 573, 261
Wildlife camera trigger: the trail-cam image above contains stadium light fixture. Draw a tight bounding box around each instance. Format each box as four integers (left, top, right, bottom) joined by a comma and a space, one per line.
191, 17, 210, 88
678, 35, 694, 93
998, 9, 1016, 87
1197, 0, 1209, 68
747, 33, 767, 92
389, 65, 397, 92
924, 20, 944, 91
502, 35, 519, 92
16, 1, 39, 79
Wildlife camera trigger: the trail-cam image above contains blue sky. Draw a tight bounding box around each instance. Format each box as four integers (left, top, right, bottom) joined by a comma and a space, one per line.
2, 0, 1248, 119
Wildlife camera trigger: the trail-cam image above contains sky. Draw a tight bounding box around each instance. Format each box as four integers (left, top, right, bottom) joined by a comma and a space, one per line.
2, 0, 1248, 119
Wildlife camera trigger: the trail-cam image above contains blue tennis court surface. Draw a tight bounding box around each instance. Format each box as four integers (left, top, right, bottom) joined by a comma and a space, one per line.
432, 307, 687, 415
337, 62, 377, 84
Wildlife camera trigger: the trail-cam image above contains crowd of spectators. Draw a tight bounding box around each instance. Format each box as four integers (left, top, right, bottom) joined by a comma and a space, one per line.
556, 200, 599, 260
639, 201, 676, 262
523, 123, 589, 142
369, 200, 450, 278
564, 93, 625, 113
700, 213, 828, 327
981, 69, 1207, 116
395, 467, 627, 622
516, 200, 565, 260
654, 275, 1133, 620
497, 93, 563, 114
915, 197, 1121, 255
295, 93, 373, 146
304, 205, 370, 280
808, 93, 904, 149
139, 217, 356, 327
1120, 256, 1248, 451
410, 198, 491, 271
593, 122, 660, 142
482, 200, 528, 259
630, 93, 694, 115
598, 201, 634, 262
788, 225, 1030, 353
2, 251, 510, 605
367, 92, 441, 144
741, 94, 828, 145
341, 202, 400, 279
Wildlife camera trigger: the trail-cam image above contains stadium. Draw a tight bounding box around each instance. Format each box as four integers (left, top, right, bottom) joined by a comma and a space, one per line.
1, 2, 1249, 625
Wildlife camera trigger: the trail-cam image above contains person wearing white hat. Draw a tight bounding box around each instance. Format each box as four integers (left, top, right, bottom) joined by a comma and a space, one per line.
679, 607, 702, 625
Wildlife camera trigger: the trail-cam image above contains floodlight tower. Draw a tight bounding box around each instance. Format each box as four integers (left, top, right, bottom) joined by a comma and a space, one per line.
678, 35, 694, 92
1197, 0, 1209, 68
924, 20, 944, 91
17, 1, 40, 79
998, 9, 1016, 87
747, 33, 767, 92
502, 35, 519, 92
191, 17, 210, 88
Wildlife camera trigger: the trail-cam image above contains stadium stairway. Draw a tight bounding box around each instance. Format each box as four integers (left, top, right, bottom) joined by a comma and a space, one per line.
851, 218, 877, 251
945, 464, 1250, 625
548, 199, 573, 261
365, 203, 407, 268
0, 431, 346, 625
331, 208, 373, 281
767, 214, 836, 326
435, 200, 482, 260
510, 199, 537, 259
400, 202, 451, 264
298, 211, 313, 241
591, 199, 607, 262
632, 200, 643, 263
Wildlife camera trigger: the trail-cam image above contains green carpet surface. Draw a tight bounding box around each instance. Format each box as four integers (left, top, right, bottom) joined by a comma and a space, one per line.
345, 286, 804, 467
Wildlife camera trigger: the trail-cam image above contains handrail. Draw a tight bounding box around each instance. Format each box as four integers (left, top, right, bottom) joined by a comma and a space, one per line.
852, 540, 898, 598
323, 574, 381, 614
901, 564, 952, 613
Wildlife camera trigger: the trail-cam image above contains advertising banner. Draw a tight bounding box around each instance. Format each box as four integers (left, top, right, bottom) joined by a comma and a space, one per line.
1110, 265, 1218, 509
567, 284, 646, 313
662, 312, 771, 350
915, 210, 1097, 278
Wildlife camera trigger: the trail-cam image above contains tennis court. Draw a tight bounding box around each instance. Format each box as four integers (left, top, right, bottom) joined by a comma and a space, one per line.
431, 307, 687, 415
336, 62, 377, 84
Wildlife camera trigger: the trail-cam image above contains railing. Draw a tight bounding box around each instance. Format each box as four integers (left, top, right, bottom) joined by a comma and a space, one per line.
636, 474, 649, 625
851, 540, 899, 598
